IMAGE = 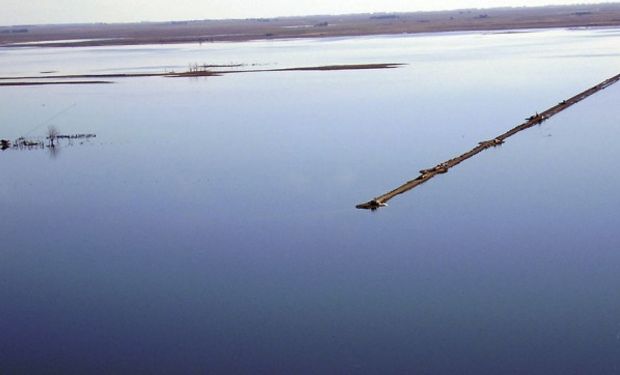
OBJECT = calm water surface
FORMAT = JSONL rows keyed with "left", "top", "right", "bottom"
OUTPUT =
{"left": 1, "top": 28, "right": 620, "bottom": 374}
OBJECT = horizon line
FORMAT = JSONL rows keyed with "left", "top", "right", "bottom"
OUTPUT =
{"left": 1, "top": 1, "right": 618, "bottom": 28}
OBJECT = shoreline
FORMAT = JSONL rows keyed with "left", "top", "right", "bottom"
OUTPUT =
{"left": 5, "top": 23, "right": 620, "bottom": 48}
{"left": 2, "top": 4, "right": 620, "bottom": 48}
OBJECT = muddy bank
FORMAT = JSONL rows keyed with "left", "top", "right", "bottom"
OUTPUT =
{"left": 233, "top": 63, "right": 405, "bottom": 73}
{"left": 0, "top": 81, "right": 113, "bottom": 86}
{"left": 356, "top": 72, "right": 620, "bottom": 210}
{"left": 0, "top": 73, "right": 168, "bottom": 80}
{"left": 0, "top": 63, "right": 403, "bottom": 83}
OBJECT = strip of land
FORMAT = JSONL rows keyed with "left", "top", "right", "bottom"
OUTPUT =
{"left": 173, "top": 63, "right": 404, "bottom": 76}
{"left": 356, "top": 72, "right": 620, "bottom": 210}
{"left": 0, "top": 81, "right": 113, "bottom": 86}
{"left": 0, "top": 63, "right": 402, "bottom": 83}
{"left": 0, "top": 73, "right": 182, "bottom": 80}
{"left": 2, "top": 4, "right": 620, "bottom": 47}
{"left": 232, "top": 63, "right": 404, "bottom": 72}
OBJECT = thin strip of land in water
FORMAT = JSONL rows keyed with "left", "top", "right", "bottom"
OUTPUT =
{"left": 228, "top": 63, "right": 404, "bottom": 72}
{"left": 0, "top": 72, "right": 186, "bottom": 80}
{"left": 356, "top": 72, "right": 620, "bottom": 210}
{"left": 0, "top": 63, "right": 402, "bottom": 83}
{"left": 176, "top": 63, "right": 404, "bottom": 76}
{"left": 2, "top": 4, "right": 620, "bottom": 47}
{"left": 0, "top": 80, "right": 113, "bottom": 86}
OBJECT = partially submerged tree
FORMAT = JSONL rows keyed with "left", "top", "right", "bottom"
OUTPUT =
{"left": 47, "top": 126, "right": 59, "bottom": 147}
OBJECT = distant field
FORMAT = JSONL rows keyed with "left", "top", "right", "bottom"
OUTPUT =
{"left": 2, "top": 3, "right": 620, "bottom": 47}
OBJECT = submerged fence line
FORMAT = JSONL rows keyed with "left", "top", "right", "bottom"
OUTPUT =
{"left": 356, "top": 72, "right": 620, "bottom": 210}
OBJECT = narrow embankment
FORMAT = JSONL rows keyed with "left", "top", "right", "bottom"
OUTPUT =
{"left": 0, "top": 63, "right": 402, "bottom": 83}
{"left": 0, "top": 81, "right": 113, "bottom": 86}
{"left": 356, "top": 72, "right": 620, "bottom": 210}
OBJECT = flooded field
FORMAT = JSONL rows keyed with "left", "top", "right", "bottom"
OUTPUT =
{"left": 2, "top": 28, "right": 620, "bottom": 373}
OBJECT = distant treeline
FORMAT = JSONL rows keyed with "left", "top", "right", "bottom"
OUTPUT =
{"left": 370, "top": 15, "right": 400, "bottom": 20}
{"left": 0, "top": 28, "right": 29, "bottom": 34}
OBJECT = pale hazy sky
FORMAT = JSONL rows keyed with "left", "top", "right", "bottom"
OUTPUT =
{"left": 1, "top": 0, "right": 616, "bottom": 26}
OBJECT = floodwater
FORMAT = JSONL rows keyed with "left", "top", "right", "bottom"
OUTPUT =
{"left": 1, "top": 28, "right": 620, "bottom": 374}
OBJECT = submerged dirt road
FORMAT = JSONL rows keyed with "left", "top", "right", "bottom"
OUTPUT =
{"left": 356, "top": 72, "right": 620, "bottom": 210}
